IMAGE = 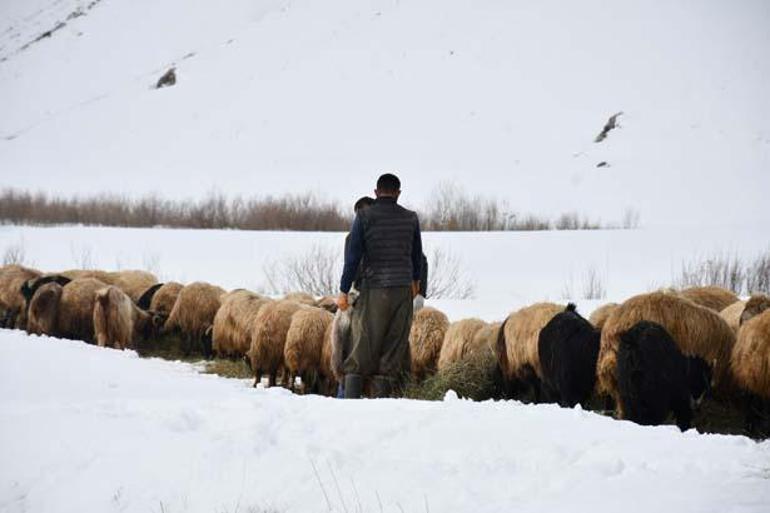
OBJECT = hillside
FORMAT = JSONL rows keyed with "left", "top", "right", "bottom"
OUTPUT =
{"left": 1, "top": 0, "right": 769, "bottom": 227}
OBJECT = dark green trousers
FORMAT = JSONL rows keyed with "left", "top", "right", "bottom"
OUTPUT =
{"left": 344, "top": 286, "right": 413, "bottom": 378}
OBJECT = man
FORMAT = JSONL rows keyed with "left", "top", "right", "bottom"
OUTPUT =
{"left": 338, "top": 173, "right": 423, "bottom": 398}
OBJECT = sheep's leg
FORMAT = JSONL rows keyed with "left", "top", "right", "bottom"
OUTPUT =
{"left": 672, "top": 395, "right": 694, "bottom": 432}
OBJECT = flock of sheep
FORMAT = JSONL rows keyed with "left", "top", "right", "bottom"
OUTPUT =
{"left": 1, "top": 263, "right": 769, "bottom": 437}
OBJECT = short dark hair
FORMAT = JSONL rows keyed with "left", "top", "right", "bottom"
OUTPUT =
{"left": 376, "top": 173, "right": 401, "bottom": 193}
{"left": 353, "top": 196, "right": 374, "bottom": 213}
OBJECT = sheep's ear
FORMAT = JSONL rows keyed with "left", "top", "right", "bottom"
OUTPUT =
{"left": 54, "top": 276, "right": 71, "bottom": 287}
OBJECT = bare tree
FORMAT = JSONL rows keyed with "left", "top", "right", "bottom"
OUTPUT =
{"left": 2, "top": 241, "right": 26, "bottom": 265}
{"left": 426, "top": 247, "right": 476, "bottom": 300}
{"left": 261, "top": 245, "right": 341, "bottom": 296}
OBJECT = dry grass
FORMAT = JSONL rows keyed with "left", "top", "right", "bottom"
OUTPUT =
{"left": 203, "top": 358, "right": 253, "bottom": 379}
{"left": 404, "top": 350, "right": 501, "bottom": 401}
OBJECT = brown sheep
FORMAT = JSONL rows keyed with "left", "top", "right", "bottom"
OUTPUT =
{"left": 56, "top": 278, "right": 110, "bottom": 343}
{"left": 56, "top": 269, "right": 157, "bottom": 303}
{"left": 93, "top": 285, "right": 157, "bottom": 350}
{"left": 437, "top": 318, "right": 487, "bottom": 371}
{"left": 26, "top": 282, "right": 64, "bottom": 336}
{"left": 471, "top": 322, "right": 503, "bottom": 356}
{"left": 720, "top": 300, "right": 747, "bottom": 334}
{"left": 0, "top": 264, "right": 42, "bottom": 329}
{"left": 20, "top": 274, "right": 72, "bottom": 330}
{"left": 679, "top": 286, "right": 739, "bottom": 313}
{"left": 589, "top": 302, "right": 619, "bottom": 330}
{"left": 108, "top": 270, "right": 158, "bottom": 303}
{"left": 740, "top": 294, "right": 770, "bottom": 326}
{"left": 315, "top": 295, "right": 339, "bottom": 313}
{"left": 326, "top": 307, "right": 353, "bottom": 388}
{"left": 211, "top": 290, "right": 271, "bottom": 358}
{"left": 597, "top": 292, "right": 736, "bottom": 415}
{"left": 247, "top": 299, "right": 305, "bottom": 387}
{"left": 163, "top": 281, "right": 226, "bottom": 357}
{"left": 730, "top": 309, "right": 770, "bottom": 434}
{"left": 283, "top": 292, "right": 316, "bottom": 306}
{"left": 496, "top": 302, "right": 564, "bottom": 388}
{"left": 284, "top": 307, "right": 334, "bottom": 393}
{"left": 148, "top": 281, "right": 184, "bottom": 318}
{"left": 320, "top": 321, "right": 339, "bottom": 396}
{"left": 730, "top": 309, "right": 770, "bottom": 398}
{"left": 409, "top": 307, "right": 450, "bottom": 381}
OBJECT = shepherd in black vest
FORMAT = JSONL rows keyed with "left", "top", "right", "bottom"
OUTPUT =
{"left": 338, "top": 173, "right": 423, "bottom": 398}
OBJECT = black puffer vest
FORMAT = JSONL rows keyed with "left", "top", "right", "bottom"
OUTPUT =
{"left": 359, "top": 197, "right": 419, "bottom": 289}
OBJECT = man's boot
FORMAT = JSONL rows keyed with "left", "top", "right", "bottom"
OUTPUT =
{"left": 344, "top": 374, "right": 363, "bottom": 399}
{"left": 371, "top": 375, "right": 393, "bottom": 398}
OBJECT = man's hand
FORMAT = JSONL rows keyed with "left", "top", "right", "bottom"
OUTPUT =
{"left": 337, "top": 292, "right": 349, "bottom": 312}
{"left": 411, "top": 280, "right": 420, "bottom": 298}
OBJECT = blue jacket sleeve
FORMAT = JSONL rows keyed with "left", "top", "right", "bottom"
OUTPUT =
{"left": 411, "top": 216, "right": 423, "bottom": 281}
{"left": 340, "top": 215, "right": 365, "bottom": 293}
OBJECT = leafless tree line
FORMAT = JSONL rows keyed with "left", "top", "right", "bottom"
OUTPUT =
{"left": 0, "top": 186, "right": 636, "bottom": 232}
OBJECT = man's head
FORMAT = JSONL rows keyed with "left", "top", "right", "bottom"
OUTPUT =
{"left": 375, "top": 173, "right": 401, "bottom": 199}
{"left": 353, "top": 196, "right": 375, "bottom": 213}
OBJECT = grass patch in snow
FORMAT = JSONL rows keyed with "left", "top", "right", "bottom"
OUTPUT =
{"left": 404, "top": 351, "right": 501, "bottom": 401}
{"left": 134, "top": 333, "right": 207, "bottom": 362}
{"left": 202, "top": 358, "right": 253, "bottom": 379}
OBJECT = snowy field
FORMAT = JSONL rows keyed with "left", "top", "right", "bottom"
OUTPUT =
{"left": 1, "top": 0, "right": 769, "bottom": 227}
{"left": 1, "top": 331, "right": 769, "bottom": 513}
{"left": 1, "top": 223, "right": 767, "bottom": 321}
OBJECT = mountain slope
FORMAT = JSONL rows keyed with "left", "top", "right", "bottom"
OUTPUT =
{"left": 1, "top": 0, "right": 768, "bottom": 226}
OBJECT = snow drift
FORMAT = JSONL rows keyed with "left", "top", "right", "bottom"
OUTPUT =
{"left": 1, "top": 330, "right": 769, "bottom": 513}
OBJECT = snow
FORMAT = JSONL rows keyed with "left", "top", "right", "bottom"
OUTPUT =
{"left": 1, "top": 330, "right": 768, "bottom": 513}
{"left": 1, "top": 0, "right": 769, "bottom": 227}
{"left": 1, "top": 223, "right": 767, "bottom": 321}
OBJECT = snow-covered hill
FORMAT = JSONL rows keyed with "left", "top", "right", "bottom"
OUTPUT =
{"left": 1, "top": 0, "right": 769, "bottom": 227}
{"left": 1, "top": 331, "right": 768, "bottom": 513}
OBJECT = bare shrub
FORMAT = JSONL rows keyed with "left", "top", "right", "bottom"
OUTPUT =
{"left": 426, "top": 247, "right": 476, "bottom": 299}
{"left": 554, "top": 212, "right": 600, "bottom": 231}
{"left": 562, "top": 267, "right": 606, "bottom": 300}
{"left": 260, "top": 245, "right": 475, "bottom": 299}
{"left": 2, "top": 241, "right": 25, "bottom": 265}
{"left": 746, "top": 253, "right": 770, "bottom": 295}
{"left": 674, "top": 251, "right": 770, "bottom": 295}
{"left": 622, "top": 207, "right": 641, "bottom": 229}
{"left": 262, "top": 245, "right": 341, "bottom": 296}
{"left": 582, "top": 267, "right": 606, "bottom": 299}
{"left": 70, "top": 243, "right": 95, "bottom": 269}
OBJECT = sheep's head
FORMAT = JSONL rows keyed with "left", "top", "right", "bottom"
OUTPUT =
{"left": 27, "top": 282, "right": 63, "bottom": 335}
{"left": 740, "top": 295, "right": 770, "bottom": 326}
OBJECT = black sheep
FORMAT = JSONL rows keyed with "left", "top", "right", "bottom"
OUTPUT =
{"left": 538, "top": 303, "right": 600, "bottom": 408}
{"left": 618, "top": 320, "right": 712, "bottom": 431}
